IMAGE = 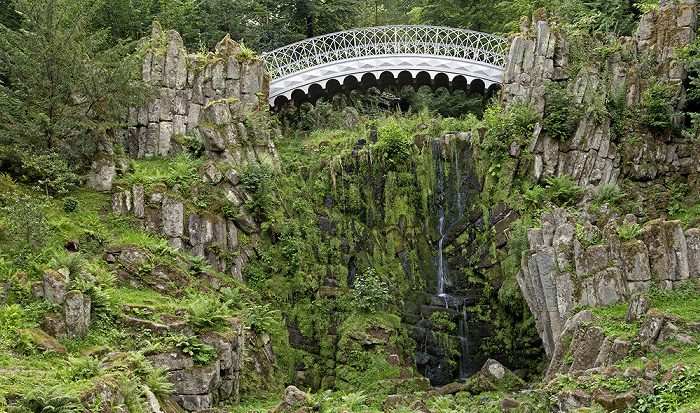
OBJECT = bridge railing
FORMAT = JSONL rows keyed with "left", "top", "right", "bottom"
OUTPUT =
{"left": 262, "top": 25, "right": 508, "bottom": 80}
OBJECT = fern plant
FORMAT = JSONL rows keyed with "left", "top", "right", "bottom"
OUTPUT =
{"left": 594, "top": 184, "right": 624, "bottom": 206}
{"left": 67, "top": 356, "right": 106, "bottom": 381}
{"left": 245, "top": 303, "right": 280, "bottom": 334}
{"left": 145, "top": 365, "right": 174, "bottom": 397}
{"left": 185, "top": 293, "right": 230, "bottom": 332}
{"left": 544, "top": 175, "right": 583, "bottom": 206}
{"left": 18, "top": 385, "right": 80, "bottom": 413}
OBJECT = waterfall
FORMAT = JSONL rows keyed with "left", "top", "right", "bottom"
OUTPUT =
{"left": 458, "top": 306, "right": 471, "bottom": 379}
{"left": 433, "top": 138, "right": 447, "bottom": 299}
{"left": 437, "top": 215, "right": 446, "bottom": 297}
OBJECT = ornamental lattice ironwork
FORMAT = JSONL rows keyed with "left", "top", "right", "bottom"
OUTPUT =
{"left": 261, "top": 25, "right": 508, "bottom": 106}
{"left": 262, "top": 25, "right": 507, "bottom": 79}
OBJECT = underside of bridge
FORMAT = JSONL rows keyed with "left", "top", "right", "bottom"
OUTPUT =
{"left": 271, "top": 69, "right": 501, "bottom": 109}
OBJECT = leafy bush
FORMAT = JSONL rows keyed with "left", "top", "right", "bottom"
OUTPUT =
{"left": 523, "top": 185, "right": 548, "bottom": 209}
{"left": 479, "top": 99, "right": 537, "bottom": 173}
{"left": 236, "top": 43, "right": 256, "bottom": 62}
{"left": 189, "top": 255, "right": 212, "bottom": 276}
{"left": 641, "top": 81, "right": 673, "bottom": 131}
{"left": 49, "top": 250, "right": 86, "bottom": 277}
{"left": 376, "top": 118, "right": 413, "bottom": 166}
{"left": 240, "top": 163, "right": 275, "bottom": 220}
{"left": 353, "top": 268, "right": 390, "bottom": 313}
{"left": 67, "top": 356, "right": 105, "bottom": 381}
{"left": 606, "top": 88, "right": 629, "bottom": 140}
{"left": 631, "top": 365, "right": 700, "bottom": 412}
{"left": 241, "top": 162, "right": 272, "bottom": 193}
{"left": 544, "top": 175, "right": 583, "bottom": 206}
{"left": 617, "top": 221, "right": 642, "bottom": 242}
{"left": 145, "top": 365, "right": 174, "bottom": 396}
{"left": 1, "top": 194, "right": 50, "bottom": 248}
{"left": 340, "top": 391, "right": 368, "bottom": 411}
{"left": 220, "top": 199, "right": 241, "bottom": 220}
{"left": 428, "top": 311, "right": 456, "bottom": 333}
{"left": 594, "top": 184, "right": 624, "bottom": 206}
{"left": 183, "top": 132, "right": 203, "bottom": 157}
{"left": 0, "top": 304, "right": 26, "bottom": 334}
{"left": 174, "top": 335, "right": 217, "bottom": 365}
{"left": 113, "top": 375, "right": 145, "bottom": 413}
{"left": 0, "top": 147, "right": 79, "bottom": 196}
{"left": 185, "top": 293, "right": 230, "bottom": 332}
{"left": 543, "top": 82, "right": 581, "bottom": 141}
{"left": 221, "top": 286, "right": 245, "bottom": 310}
{"left": 62, "top": 196, "right": 79, "bottom": 213}
{"left": 245, "top": 303, "right": 280, "bottom": 334}
{"left": 18, "top": 385, "right": 80, "bottom": 413}
{"left": 167, "top": 152, "right": 202, "bottom": 187}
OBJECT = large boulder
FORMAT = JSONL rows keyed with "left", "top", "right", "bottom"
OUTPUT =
{"left": 63, "top": 290, "right": 91, "bottom": 338}
{"left": 626, "top": 294, "right": 652, "bottom": 323}
{"left": 87, "top": 154, "right": 116, "bottom": 192}
{"left": 464, "top": 359, "right": 525, "bottom": 394}
{"left": 638, "top": 308, "right": 665, "bottom": 345}
{"left": 270, "top": 386, "right": 310, "bottom": 413}
{"left": 19, "top": 328, "right": 67, "bottom": 355}
{"left": 43, "top": 269, "right": 68, "bottom": 304}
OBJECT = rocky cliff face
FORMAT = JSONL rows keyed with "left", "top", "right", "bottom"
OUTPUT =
{"left": 125, "top": 24, "right": 274, "bottom": 161}
{"left": 509, "top": 0, "right": 700, "bottom": 356}
{"left": 503, "top": 0, "right": 697, "bottom": 192}
{"left": 519, "top": 208, "right": 700, "bottom": 355}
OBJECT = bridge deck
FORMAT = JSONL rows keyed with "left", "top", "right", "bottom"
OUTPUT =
{"left": 261, "top": 25, "right": 508, "bottom": 107}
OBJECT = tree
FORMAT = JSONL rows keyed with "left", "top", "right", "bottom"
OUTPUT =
{"left": 0, "top": 0, "right": 151, "bottom": 159}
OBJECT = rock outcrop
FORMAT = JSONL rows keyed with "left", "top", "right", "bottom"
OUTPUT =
{"left": 123, "top": 25, "right": 278, "bottom": 165}
{"left": 503, "top": 1, "right": 698, "bottom": 192}
{"left": 519, "top": 209, "right": 700, "bottom": 355}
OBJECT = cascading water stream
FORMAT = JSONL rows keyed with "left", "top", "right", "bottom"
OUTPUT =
{"left": 437, "top": 215, "right": 446, "bottom": 298}
{"left": 458, "top": 306, "right": 471, "bottom": 379}
{"left": 432, "top": 136, "right": 475, "bottom": 380}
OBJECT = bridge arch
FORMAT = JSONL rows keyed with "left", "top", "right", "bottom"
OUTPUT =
{"left": 262, "top": 25, "right": 508, "bottom": 108}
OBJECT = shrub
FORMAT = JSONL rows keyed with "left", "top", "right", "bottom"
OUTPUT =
{"left": 236, "top": 43, "right": 256, "bottom": 62}
{"left": 185, "top": 293, "right": 230, "bottom": 332}
{"left": 479, "top": 99, "right": 537, "bottom": 172}
{"left": 62, "top": 196, "right": 79, "bottom": 213}
{"left": 18, "top": 385, "right": 80, "bottom": 413}
{"left": 523, "top": 185, "right": 548, "bottom": 209}
{"left": 189, "top": 255, "right": 212, "bottom": 276}
{"left": 641, "top": 81, "right": 673, "bottom": 131}
{"left": 145, "top": 365, "right": 174, "bottom": 396}
{"left": 174, "top": 335, "right": 217, "bottom": 365}
{"left": 0, "top": 147, "right": 79, "bottom": 196}
{"left": 167, "top": 152, "right": 202, "bottom": 187}
{"left": 376, "top": 119, "right": 413, "bottom": 166}
{"left": 428, "top": 311, "right": 456, "bottom": 333}
{"left": 49, "top": 250, "right": 86, "bottom": 277}
{"left": 221, "top": 286, "right": 245, "bottom": 310}
{"left": 617, "top": 221, "right": 642, "bottom": 242}
{"left": 67, "top": 356, "right": 105, "bottom": 381}
{"left": 245, "top": 303, "right": 280, "bottom": 334}
{"left": 240, "top": 162, "right": 272, "bottom": 193}
{"left": 1, "top": 194, "right": 50, "bottom": 248}
{"left": 543, "top": 82, "right": 581, "bottom": 141}
{"left": 353, "top": 268, "right": 390, "bottom": 313}
{"left": 544, "top": 175, "right": 583, "bottom": 206}
{"left": 220, "top": 199, "right": 241, "bottom": 220}
{"left": 595, "top": 184, "right": 624, "bottom": 206}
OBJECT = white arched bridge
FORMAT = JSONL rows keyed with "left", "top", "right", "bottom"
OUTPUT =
{"left": 261, "top": 25, "right": 508, "bottom": 107}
